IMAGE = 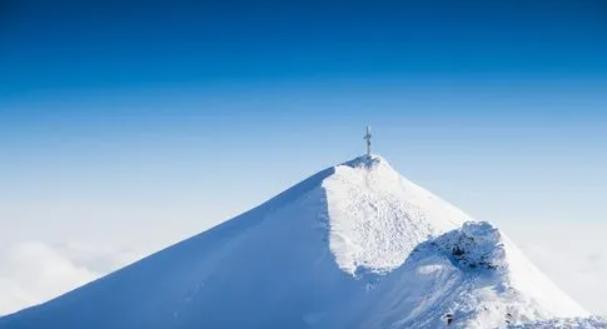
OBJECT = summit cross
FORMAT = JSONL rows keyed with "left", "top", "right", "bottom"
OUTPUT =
{"left": 364, "top": 126, "right": 372, "bottom": 156}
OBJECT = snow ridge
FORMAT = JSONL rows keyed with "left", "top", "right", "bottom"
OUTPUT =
{"left": 389, "top": 221, "right": 588, "bottom": 328}
{"left": 355, "top": 221, "right": 588, "bottom": 329}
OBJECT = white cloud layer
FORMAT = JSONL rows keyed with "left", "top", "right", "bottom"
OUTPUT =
{"left": 502, "top": 221, "right": 607, "bottom": 317}
{"left": 0, "top": 241, "right": 98, "bottom": 315}
{"left": 0, "top": 241, "right": 139, "bottom": 316}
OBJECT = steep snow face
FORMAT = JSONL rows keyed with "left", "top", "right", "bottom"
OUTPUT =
{"left": 0, "top": 166, "right": 344, "bottom": 329}
{"left": 323, "top": 155, "right": 469, "bottom": 274}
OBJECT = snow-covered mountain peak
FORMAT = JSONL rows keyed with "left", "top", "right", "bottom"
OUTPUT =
{"left": 0, "top": 155, "right": 599, "bottom": 329}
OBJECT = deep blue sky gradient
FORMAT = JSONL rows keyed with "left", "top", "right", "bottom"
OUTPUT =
{"left": 1, "top": 0, "right": 606, "bottom": 237}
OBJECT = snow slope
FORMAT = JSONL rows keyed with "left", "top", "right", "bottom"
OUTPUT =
{"left": 0, "top": 155, "right": 596, "bottom": 329}
{"left": 508, "top": 317, "right": 607, "bottom": 329}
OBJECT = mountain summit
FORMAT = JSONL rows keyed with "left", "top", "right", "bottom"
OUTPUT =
{"left": 0, "top": 155, "right": 597, "bottom": 329}
{"left": 325, "top": 155, "right": 467, "bottom": 274}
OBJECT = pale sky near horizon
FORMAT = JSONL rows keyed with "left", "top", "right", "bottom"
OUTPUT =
{"left": 1, "top": 0, "right": 606, "bottom": 317}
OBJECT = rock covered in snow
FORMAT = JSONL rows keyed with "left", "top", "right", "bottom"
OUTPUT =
{"left": 432, "top": 221, "right": 507, "bottom": 271}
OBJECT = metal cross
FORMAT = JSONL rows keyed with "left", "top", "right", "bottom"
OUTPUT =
{"left": 364, "top": 126, "right": 372, "bottom": 156}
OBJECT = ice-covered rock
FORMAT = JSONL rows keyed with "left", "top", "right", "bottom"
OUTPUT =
{"left": 433, "top": 221, "right": 507, "bottom": 271}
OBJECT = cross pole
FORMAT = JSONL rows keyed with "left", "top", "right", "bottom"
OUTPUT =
{"left": 364, "top": 126, "right": 372, "bottom": 156}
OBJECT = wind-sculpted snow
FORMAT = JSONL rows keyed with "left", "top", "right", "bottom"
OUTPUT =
{"left": 324, "top": 155, "right": 468, "bottom": 274}
{"left": 0, "top": 155, "right": 594, "bottom": 329}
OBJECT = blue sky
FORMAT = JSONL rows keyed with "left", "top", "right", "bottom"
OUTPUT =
{"left": 2, "top": 0, "right": 607, "bottom": 91}
{"left": 1, "top": 0, "right": 606, "bottom": 316}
